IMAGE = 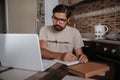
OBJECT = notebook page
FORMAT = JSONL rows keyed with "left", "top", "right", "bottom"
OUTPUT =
{"left": 54, "top": 59, "right": 79, "bottom": 66}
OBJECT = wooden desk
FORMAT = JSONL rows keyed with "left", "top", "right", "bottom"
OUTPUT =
{"left": 26, "top": 63, "right": 68, "bottom": 80}
{"left": 0, "top": 63, "right": 67, "bottom": 80}
{"left": 0, "top": 63, "right": 109, "bottom": 80}
{"left": 26, "top": 62, "right": 108, "bottom": 80}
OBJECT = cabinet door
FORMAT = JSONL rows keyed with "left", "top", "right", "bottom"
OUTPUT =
{"left": 6, "top": 0, "right": 37, "bottom": 33}
{"left": 0, "top": 0, "right": 6, "bottom": 33}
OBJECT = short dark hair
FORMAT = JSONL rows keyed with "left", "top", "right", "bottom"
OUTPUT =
{"left": 53, "top": 4, "right": 72, "bottom": 19}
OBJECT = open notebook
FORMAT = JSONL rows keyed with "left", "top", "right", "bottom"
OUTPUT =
{"left": 0, "top": 34, "right": 79, "bottom": 72}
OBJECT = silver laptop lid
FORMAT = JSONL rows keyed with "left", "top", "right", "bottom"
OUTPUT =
{"left": 0, "top": 34, "right": 44, "bottom": 71}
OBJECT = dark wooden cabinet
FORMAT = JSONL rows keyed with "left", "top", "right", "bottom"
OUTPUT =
{"left": 0, "top": 0, "right": 6, "bottom": 33}
{"left": 82, "top": 41, "right": 96, "bottom": 61}
{"left": 82, "top": 40, "right": 120, "bottom": 80}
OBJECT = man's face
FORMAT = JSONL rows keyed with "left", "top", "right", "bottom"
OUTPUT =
{"left": 52, "top": 13, "right": 69, "bottom": 31}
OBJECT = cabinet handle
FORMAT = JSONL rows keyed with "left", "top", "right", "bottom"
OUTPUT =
{"left": 104, "top": 47, "right": 107, "bottom": 51}
{"left": 112, "top": 49, "right": 117, "bottom": 53}
{"left": 85, "top": 46, "right": 89, "bottom": 48}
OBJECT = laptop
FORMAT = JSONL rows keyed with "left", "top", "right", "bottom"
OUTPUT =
{"left": 0, "top": 34, "right": 57, "bottom": 71}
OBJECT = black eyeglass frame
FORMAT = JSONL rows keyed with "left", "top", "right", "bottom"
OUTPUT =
{"left": 52, "top": 16, "right": 68, "bottom": 24}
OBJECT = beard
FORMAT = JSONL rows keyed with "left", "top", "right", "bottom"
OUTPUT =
{"left": 53, "top": 25, "right": 65, "bottom": 31}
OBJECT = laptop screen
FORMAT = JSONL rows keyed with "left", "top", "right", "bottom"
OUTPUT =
{"left": 0, "top": 34, "right": 44, "bottom": 71}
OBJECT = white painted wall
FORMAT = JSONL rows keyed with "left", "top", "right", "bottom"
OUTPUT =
{"left": 45, "top": 0, "right": 58, "bottom": 26}
{"left": 5, "top": 0, "right": 37, "bottom": 33}
{"left": 5, "top": 0, "right": 58, "bottom": 33}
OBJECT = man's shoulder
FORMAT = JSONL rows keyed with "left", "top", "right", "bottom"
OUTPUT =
{"left": 66, "top": 25, "right": 79, "bottom": 32}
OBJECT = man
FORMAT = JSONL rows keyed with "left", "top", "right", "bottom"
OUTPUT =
{"left": 39, "top": 4, "right": 88, "bottom": 63}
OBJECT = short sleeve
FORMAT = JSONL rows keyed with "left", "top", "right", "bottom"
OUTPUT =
{"left": 39, "top": 27, "right": 47, "bottom": 40}
{"left": 73, "top": 29, "right": 84, "bottom": 50}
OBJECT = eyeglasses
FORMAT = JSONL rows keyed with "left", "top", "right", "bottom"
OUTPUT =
{"left": 52, "top": 16, "right": 67, "bottom": 24}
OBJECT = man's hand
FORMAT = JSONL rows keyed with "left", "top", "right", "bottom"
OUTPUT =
{"left": 78, "top": 54, "right": 88, "bottom": 63}
{"left": 62, "top": 52, "right": 78, "bottom": 62}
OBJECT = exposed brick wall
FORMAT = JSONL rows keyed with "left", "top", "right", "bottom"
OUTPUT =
{"left": 71, "top": 0, "right": 120, "bottom": 34}
{"left": 37, "top": 0, "right": 45, "bottom": 32}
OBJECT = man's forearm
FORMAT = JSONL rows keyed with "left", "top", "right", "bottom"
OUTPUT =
{"left": 75, "top": 48, "right": 84, "bottom": 58}
{"left": 75, "top": 48, "right": 88, "bottom": 63}
{"left": 41, "top": 48, "right": 65, "bottom": 60}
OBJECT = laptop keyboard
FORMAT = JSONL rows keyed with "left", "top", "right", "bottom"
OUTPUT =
{"left": 42, "top": 59, "right": 57, "bottom": 69}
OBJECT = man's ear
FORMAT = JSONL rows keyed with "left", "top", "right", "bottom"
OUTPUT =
{"left": 67, "top": 18, "right": 70, "bottom": 22}
{"left": 66, "top": 17, "right": 71, "bottom": 26}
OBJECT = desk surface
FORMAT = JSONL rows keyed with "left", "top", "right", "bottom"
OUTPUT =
{"left": 0, "top": 63, "right": 107, "bottom": 80}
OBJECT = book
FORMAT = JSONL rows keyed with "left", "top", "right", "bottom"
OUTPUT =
{"left": 68, "top": 62, "right": 110, "bottom": 78}
{"left": 53, "top": 59, "right": 80, "bottom": 66}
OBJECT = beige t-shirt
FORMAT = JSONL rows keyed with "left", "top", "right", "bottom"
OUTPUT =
{"left": 39, "top": 25, "right": 84, "bottom": 53}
